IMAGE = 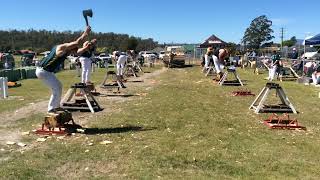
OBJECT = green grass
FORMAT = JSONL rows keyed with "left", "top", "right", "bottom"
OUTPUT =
{"left": 0, "top": 65, "right": 320, "bottom": 179}
{"left": 0, "top": 65, "right": 159, "bottom": 113}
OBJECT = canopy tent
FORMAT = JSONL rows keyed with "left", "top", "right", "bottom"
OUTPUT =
{"left": 198, "top": 35, "right": 226, "bottom": 48}
{"left": 304, "top": 34, "right": 320, "bottom": 45}
{"left": 302, "top": 34, "right": 320, "bottom": 56}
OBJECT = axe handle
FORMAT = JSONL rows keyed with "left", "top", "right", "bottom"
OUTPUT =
{"left": 85, "top": 17, "right": 89, "bottom": 26}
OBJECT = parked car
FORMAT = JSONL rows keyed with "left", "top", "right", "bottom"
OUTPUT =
{"left": 159, "top": 51, "right": 165, "bottom": 60}
{"left": 152, "top": 52, "right": 159, "bottom": 59}
{"left": 0, "top": 53, "right": 15, "bottom": 69}
{"left": 67, "top": 55, "right": 79, "bottom": 64}
{"left": 141, "top": 51, "right": 157, "bottom": 59}
{"left": 96, "top": 53, "right": 112, "bottom": 64}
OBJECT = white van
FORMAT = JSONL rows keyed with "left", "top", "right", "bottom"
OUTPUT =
{"left": 159, "top": 51, "right": 165, "bottom": 60}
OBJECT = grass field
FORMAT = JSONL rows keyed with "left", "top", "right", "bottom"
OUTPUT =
{"left": 0, "top": 64, "right": 320, "bottom": 179}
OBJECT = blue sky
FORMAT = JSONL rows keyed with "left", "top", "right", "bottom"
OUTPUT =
{"left": 0, "top": 0, "right": 319, "bottom": 44}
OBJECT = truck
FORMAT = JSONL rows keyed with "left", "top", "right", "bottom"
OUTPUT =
{"left": 163, "top": 46, "right": 186, "bottom": 68}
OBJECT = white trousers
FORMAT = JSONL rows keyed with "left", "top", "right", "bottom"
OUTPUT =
{"left": 117, "top": 58, "right": 126, "bottom": 76}
{"left": 312, "top": 73, "right": 320, "bottom": 84}
{"left": 80, "top": 57, "right": 92, "bottom": 83}
{"left": 204, "top": 54, "right": 211, "bottom": 68}
{"left": 268, "top": 65, "right": 277, "bottom": 81}
{"left": 213, "top": 55, "right": 223, "bottom": 73}
{"left": 36, "top": 67, "right": 62, "bottom": 112}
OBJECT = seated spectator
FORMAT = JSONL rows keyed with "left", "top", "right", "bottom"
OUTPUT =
{"left": 304, "top": 61, "right": 316, "bottom": 76}
{"left": 312, "top": 64, "right": 320, "bottom": 85}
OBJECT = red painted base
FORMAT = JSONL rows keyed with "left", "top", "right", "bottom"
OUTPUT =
{"left": 232, "top": 90, "right": 255, "bottom": 96}
{"left": 263, "top": 114, "right": 306, "bottom": 130}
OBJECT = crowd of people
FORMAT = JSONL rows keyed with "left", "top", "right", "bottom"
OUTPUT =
{"left": 201, "top": 46, "right": 320, "bottom": 85}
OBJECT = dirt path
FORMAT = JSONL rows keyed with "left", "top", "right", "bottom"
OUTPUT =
{"left": 0, "top": 101, "right": 48, "bottom": 128}
{"left": 0, "top": 67, "right": 167, "bottom": 146}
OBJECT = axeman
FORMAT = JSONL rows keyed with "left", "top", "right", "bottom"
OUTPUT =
{"left": 36, "top": 26, "right": 91, "bottom": 113}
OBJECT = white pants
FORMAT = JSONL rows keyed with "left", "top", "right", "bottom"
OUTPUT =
{"left": 213, "top": 55, "right": 223, "bottom": 73}
{"left": 36, "top": 67, "right": 62, "bottom": 112}
{"left": 117, "top": 57, "right": 126, "bottom": 76}
{"left": 312, "top": 73, "right": 320, "bottom": 84}
{"left": 204, "top": 54, "right": 211, "bottom": 68}
{"left": 268, "top": 65, "right": 277, "bottom": 81}
{"left": 80, "top": 57, "right": 92, "bottom": 83}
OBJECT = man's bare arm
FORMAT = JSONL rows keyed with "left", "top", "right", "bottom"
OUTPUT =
{"left": 56, "top": 26, "right": 91, "bottom": 56}
{"left": 77, "top": 43, "right": 91, "bottom": 55}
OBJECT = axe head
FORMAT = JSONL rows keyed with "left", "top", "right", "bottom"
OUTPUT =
{"left": 82, "top": 9, "right": 93, "bottom": 26}
{"left": 83, "top": 9, "right": 93, "bottom": 18}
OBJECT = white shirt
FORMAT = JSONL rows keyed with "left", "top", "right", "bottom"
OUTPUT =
{"left": 117, "top": 55, "right": 127, "bottom": 64}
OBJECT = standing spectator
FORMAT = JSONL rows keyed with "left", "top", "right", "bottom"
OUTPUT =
{"left": 312, "top": 64, "right": 320, "bottom": 85}
{"left": 268, "top": 50, "right": 282, "bottom": 81}
{"left": 291, "top": 48, "right": 298, "bottom": 59}
{"left": 168, "top": 51, "right": 176, "bottom": 68}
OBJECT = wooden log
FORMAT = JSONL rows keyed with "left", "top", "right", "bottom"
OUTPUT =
{"left": 44, "top": 111, "right": 73, "bottom": 129}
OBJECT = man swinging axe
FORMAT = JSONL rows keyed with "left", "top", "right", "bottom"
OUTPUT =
{"left": 36, "top": 26, "right": 91, "bottom": 113}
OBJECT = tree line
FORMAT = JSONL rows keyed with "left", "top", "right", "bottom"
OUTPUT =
{"left": 0, "top": 29, "right": 158, "bottom": 53}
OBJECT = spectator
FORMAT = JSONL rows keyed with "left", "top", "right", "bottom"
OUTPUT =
{"left": 291, "top": 48, "right": 298, "bottom": 59}
{"left": 312, "top": 64, "right": 320, "bottom": 85}
{"left": 268, "top": 50, "right": 282, "bottom": 81}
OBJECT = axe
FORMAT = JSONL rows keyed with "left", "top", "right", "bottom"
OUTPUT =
{"left": 82, "top": 9, "right": 93, "bottom": 26}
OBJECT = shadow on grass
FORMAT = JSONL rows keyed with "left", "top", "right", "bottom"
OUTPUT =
{"left": 125, "top": 80, "right": 144, "bottom": 83}
{"left": 166, "top": 64, "right": 195, "bottom": 68}
{"left": 212, "top": 80, "right": 248, "bottom": 86}
{"left": 99, "top": 94, "right": 137, "bottom": 98}
{"left": 65, "top": 108, "right": 104, "bottom": 113}
{"left": 84, "top": 126, "right": 156, "bottom": 135}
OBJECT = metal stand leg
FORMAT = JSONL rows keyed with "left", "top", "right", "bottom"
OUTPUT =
{"left": 278, "top": 88, "right": 297, "bottom": 114}
{"left": 254, "top": 88, "right": 270, "bottom": 113}
{"left": 249, "top": 87, "right": 267, "bottom": 110}
{"left": 233, "top": 71, "right": 244, "bottom": 86}
{"left": 218, "top": 72, "right": 228, "bottom": 86}
{"left": 81, "top": 88, "right": 94, "bottom": 113}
